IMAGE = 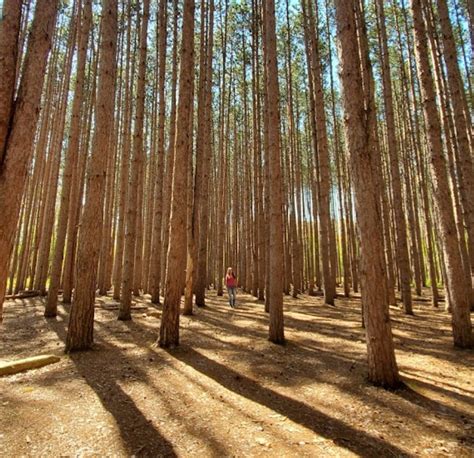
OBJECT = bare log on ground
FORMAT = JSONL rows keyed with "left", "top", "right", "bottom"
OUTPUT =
{"left": 0, "top": 355, "right": 60, "bottom": 376}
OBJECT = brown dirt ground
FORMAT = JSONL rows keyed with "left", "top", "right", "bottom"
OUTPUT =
{"left": 0, "top": 289, "right": 473, "bottom": 457}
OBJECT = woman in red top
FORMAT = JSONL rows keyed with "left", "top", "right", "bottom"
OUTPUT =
{"left": 225, "top": 267, "right": 237, "bottom": 308}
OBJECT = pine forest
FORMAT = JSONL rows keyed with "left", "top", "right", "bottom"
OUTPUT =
{"left": 0, "top": 0, "right": 473, "bottom": 455}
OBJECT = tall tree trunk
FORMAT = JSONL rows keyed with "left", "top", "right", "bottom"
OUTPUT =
{"left": 119, "top": 0, "right": 150, "bottom": 321}
{"left": 0, "top": 0, "right": 59, "bottom": 319}
{"left": 411, "top": 0, "right": 472, "bottom": 348}
{"left": 0, "top": 0, "right": 22, "bottom": 164}
{"left": 159, "top": 0, "right": 195, "bottom": 348}
{"left": 215, "top": 1, "right": 229, "bottom": 298}
{"left": 62, "top": 46, "right": 97, "bottom": 304}
{"left": 191, "top": 0, "right": 214, "bottom": 309}
{"left": 263, "top": 0, "right": 285, "bottom": 344}
{"left": 304, "top": 0, "right": 336, "bottom": 305}
{"left": 65, "top": 0, "right": 117, "bottom": 351}
{"left": 149, "top": 0, "right": 168, "bottom": 305}
{"left": 376, "top": 0, "right": 413, "bottom": 313}
{"left": 160, "top": 0, "right": 179, "bottom": 288}
{"left": 46, "top": 0, "right": 92, "bottom": 317}
{"left": 335, "top": 0, "right": 400, "bottom": 387}
{"left": 437, "top": 0, "right": 474, "bottom": 279}
{"left": 184, "top": 0, "right": 207, "bottom": 315}
{"left": 112, "top": 2, "right": 133, "bottom": 301}
{"left": 195, "top": 0, "right": 214, "bottom": 308}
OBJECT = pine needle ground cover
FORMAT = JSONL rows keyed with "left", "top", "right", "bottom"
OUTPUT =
{"left": 1, "top": 291, "right": 472, "bottom": 457}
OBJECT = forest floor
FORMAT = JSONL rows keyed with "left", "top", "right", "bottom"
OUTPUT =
{"left": 0, "top": 289, "right": 473, "bottom": 457}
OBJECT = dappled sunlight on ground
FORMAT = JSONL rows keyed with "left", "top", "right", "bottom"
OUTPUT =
{"left": 0, "top": 290, "right": 473, "bottom": 456}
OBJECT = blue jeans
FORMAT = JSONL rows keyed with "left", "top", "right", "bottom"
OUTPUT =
{"left": 227, "top": 287, "right": 236, "bottom": 307}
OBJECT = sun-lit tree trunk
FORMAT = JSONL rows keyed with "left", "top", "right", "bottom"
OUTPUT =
{"left": 422, "top": 0, "right": 472, "bottom": 307}
{"left": 335, "top": 0, "right": 400, "bottom": 387}
{"left": 436, "top": 0, "right": 474, "bottom": 279}
{"left": 112, "top": 2, "right": 133, "bottom": 301}
{"left": 98, "top": 75, "right": 121, "bottom": 297}
{"left": 354, "top": 0, "right": 396, "bottom": 308}
{"left": 375, "top": 0, "right": 413, "bottom": 314}
{"left": 215, "top": 0, "right": 229, "bottom": 298}
{"left": 251, "top": 22, "right": 260, "bottom": 299}
{"left": 34, "top": 29, "right": 75, "bottom": 294}
{"left": 0, "top": 0, "right": 59, "bottom": 319}
{"left": 35, "top": 4, "right": 77, "bottom": 297}
{"left": 184, "top": 0, "right": 207, "bottom": 315}
{"left": 119, "top": 0, "right": 150, "bottom": 321}
{"left": 263, "top": 0, "right": 285, "bottom": 344}
{"left": 149, "top": 0, "right": 168, "bottom": 305}
{"left": 159, "top": 0, "right": 195, "bottom": 348}
{"left": 0, "top": 0, "right": 22, "bottom": 164}
{"left": 45, "top": 0, "right": 92, "bottom": 317}
{"left": 304, "top": 0, "right": 336, "bottom": 305}
{"left": 195, "top": 0, "right": 214, "bottom": 308}
{"left": 62, "top": 46, "right": 97, "bottom": 304}
{"left": 65, "top": 0, "right": 117, "bottom": 351}
{"left": 322, "top": 0, "right": 349, "bottom": 297}
{"left": 161, "top": 0, "right": 179, "bottom": 288}
{"left": 13, "top": 53, "right": 56, "bottom": 294}
{"left": 188, "top": 0, "right": 214, "bottom": 310}
{"left": 411, "top": 0, "right": 472, "bottom": 348}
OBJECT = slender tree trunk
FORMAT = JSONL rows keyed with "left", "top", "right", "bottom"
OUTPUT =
{"left": 45, "top": 0, "right": 92, "bottom": 317}
{"left": 112, "top": 2, "right": 133, "bottom": 300}
{"left": 62, "top": 46, "right": 97, "bottom": 304}
{"left": 376, "top": 0, "right": 413, "bottom": 313}
{"left": 160, "top": 0, "right": 179, "bottom": 288}
{"left": 191, "top": 0, "right": 215, "bottom": 309}
{"left": 215, "top": 1, "right": 229, "bottom": 298}
{"left": 65, "top": 0, "right": 117, "bottom": 351}
{"left": 305, "top": 0, "right": 336, "bottom": 305}
{"left": 183, "top": 98, "right": 195, "bottom": 315}
{"left": 411, "top": 0, "right": 472, "bottom": 348}
{"left": 263, "top": 0, "right": 285, "bottom": 344}
{"left": 437, "top": 0, "right": 474, "bottom": 279}
{"left": 335, "top": 0, "right": 400, "bottom": 387}
{"left": 195, "top": 0, "right": 214, "bottom": 307}
{"left": 184, "top": 0, "right": 207, "bottom": 315}
{"left": 423, "top": 0, "right": 473, "bottom": 307}
{"left": 14, "top": 55, "right": 56, "bottom": 293}
{"left": 149, "top": 0, "right": 168, "bottom": 305}
{"left": 119, "top": 0, "right": 150, "bottom": 321}
{"left": 0, "top": 0, "right": 59, "bottom": 319}
{"left": 159, "top": 0, "right": 195, "bottom": 348}
{"left": 0, "top": 0, "right": 22, "bottom": 164}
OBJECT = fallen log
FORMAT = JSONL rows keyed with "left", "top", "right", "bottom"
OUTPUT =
{"left": 0, "top": 355, "right": 60, "bottom": 377}
{"left": 4, "top": 290, "right": 41, "bottom": 300}
{"left": 94, "top": 304, "right": 149, "bottom": 311}
{"left": 351, "top": 293, "right": 445, "bottom": 303}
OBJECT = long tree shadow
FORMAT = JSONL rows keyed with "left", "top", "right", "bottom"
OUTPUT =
{"left": 397, "top": 376, "right": 474, "bottom": 419}
{"left": 202, "top": 296, "right": 467, "bottom": 364}
{"left": 44, "top": 299, "right": 471, "bottom": 455}
{"left": 7, "top": 294, "right": 471, "bottom": 456}
{"left": 179, "top": 325, "right": 471, "bottom": 436}
{"left": 60, "top": 298, "right": 474, "bottom": 431}
{"left": 166, "top": 345, "right": 410, "bottom": 457}
{"left": 395, "top": 383, "right": 474, "bottom": 447}
{"left": 32, "top": 301, "right": 465, "bottom": 453}
{"left": 70, "top": 351, "right": 177, "bottom": 457}
{"left": 400, "top": 368, "right": 474, "bottom": 396}
{"left": 48, "top": 311, "right": 177, "bottom": 457}
{"left": 180, "top": 310, "right": 473, "bottom": 437}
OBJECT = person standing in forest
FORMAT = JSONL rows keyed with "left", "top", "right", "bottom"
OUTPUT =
{"left": 225, "top": 267, "right": 237, "bottom": 308}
